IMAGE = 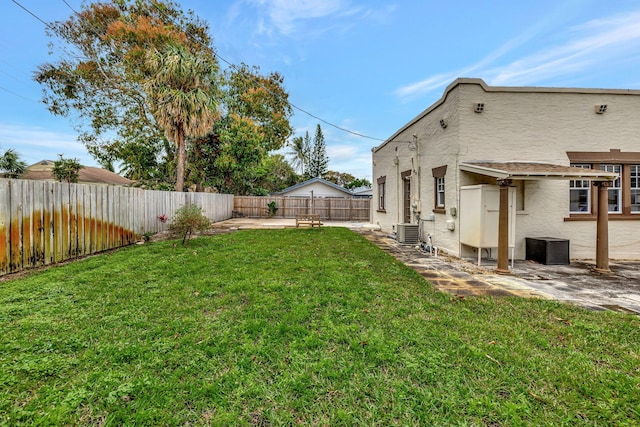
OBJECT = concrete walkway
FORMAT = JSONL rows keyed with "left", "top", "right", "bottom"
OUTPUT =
{"left": 212, "top": 218, "right": 640, "bottom": 314}
{"left": 359, "top": 231, "right": 640, "bottom": 315}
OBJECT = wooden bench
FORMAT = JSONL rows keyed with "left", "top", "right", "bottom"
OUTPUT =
{"left": 296, "top": 214, "right": 322, "bottom": 228}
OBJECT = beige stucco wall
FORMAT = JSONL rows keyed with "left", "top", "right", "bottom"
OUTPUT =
{"left": 372, "top": 79, "right": 640, "bottom": 260}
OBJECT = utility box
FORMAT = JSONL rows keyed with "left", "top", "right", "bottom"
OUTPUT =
{"left": 525, "top": 237, "right": 570, "bottom": 265}
{"left": 460, "top": 184, "right": 516, "bottom": 265}
{"left": 396, "top": 223, "right": 419, "bottom": 244}
{"left": 460, "top": 184, "right": 516, "bottom": 248}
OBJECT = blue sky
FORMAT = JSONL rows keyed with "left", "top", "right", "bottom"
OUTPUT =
{"left": 2, "top": 0, "right": 640, "bottom": 181}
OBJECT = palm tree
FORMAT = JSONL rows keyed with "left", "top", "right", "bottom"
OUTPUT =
{"left": 0, "top": 148, "right": 27, "bottom": 178}
{"left": 144, "top": 43, "right": 219, "bottom": 191}
{"left": 287, "top": 132, "right": 311, "bottom": 175}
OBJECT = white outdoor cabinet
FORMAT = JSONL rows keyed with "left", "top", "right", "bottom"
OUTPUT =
{"left": 459, "top": 184, "right": 516, "bottom": 265}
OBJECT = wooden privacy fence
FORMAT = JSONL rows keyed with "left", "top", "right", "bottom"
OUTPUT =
{"left": 0, "top": 179, "right": 233, "bottom": 275}
{"left": 234, "top": 196, "right": 370, "bottom": 221}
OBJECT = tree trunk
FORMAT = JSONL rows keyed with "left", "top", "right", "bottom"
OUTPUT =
{"left": 175, "top": 127, "right": 186, "bottom": 192}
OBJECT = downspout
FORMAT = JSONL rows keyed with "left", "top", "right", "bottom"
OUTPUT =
{"left": 395, "top": 147, "right": 400, "bottom": 225}
{"left": 414, "top": 134, "right": 421, "bottom": 223}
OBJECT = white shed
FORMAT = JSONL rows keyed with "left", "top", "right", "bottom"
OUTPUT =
{"left": 274, "top": 177, "right": 354, "bottom": 198}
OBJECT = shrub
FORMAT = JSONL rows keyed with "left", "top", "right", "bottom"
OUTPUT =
{"left": 53, "top": 154, "right": 82, "bottom": 183}
{"left": 267, "top": 201, "right": 278, "bottom": 217}
{"left": 168, "top": 205, "right": 210, "bottom": 244}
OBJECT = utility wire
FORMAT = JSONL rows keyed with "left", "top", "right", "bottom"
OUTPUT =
{"left": 19, "top": 0, "right": 392, "bottom": 143}
{"left": 0, "top": 85, "right": 38, "bottom": 103}
{"left": 10, "top": 0, "right": 54, "bottom": 29}
{"left": 146, "top": 1, "right": 387, "bottom": 142}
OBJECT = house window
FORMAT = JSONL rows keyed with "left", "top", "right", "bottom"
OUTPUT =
{"left": 631, "top": 165, "right": 640, "bottom": 213}
{"left": 436, "top": 177, "right": 445, "bottom": 207}
{"left": 432, "top": 165, "right": 447, "bottom": 212}
{"left": 567, "top": 150, "right": 640, "bottom": 218}
{"left": 377, "top": 176, "right": 386, "bottom": 211}
{"left": 569, "top": 164, "right": 592, "bottom": 213}
{"left": 599, "top": 164, "right": 622, "bottom": 213}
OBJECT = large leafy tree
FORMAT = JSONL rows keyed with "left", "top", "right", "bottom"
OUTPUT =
{"left": 324, "top": 171, "right": 355, "bottom": 187}
{"left": 34, "top": 0, "right": 217, "bottom": 190}
{"left": 0, "top": 148, "right": 27, "bottom": 178}
{"left": 187, "top": 64, "right": 293, "bottom": 194}
{"left": 255, "top": 154, "right": 300, "bottom": 194}
{"left": 35, "top": 1, "right": 292, "bottom": 193}
{"left": 345, "top": 177, "right": 372, "bottom": 189}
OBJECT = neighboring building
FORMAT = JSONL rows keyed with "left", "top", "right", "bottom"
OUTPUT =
{"left": 22, "top": 160, "right": 133, "bottom": 186}
{"left": 350, "top": 186, "right": 373, "bottom": 198}
{"left": 274, "top": 177, "right": 354, "bottom": 198}
{"left": 372, "top": 78, "right": 639, "bottom": 263}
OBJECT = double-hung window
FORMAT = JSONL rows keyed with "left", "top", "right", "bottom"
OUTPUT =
{"left": 568, "top": 150, "right": 640, "bottom": 218}
{"left": 432, "top": 165, "right": 447, "bottom": 212}
{"left": 631, "top": 165, "right": 640, "bottom": 213}
{"left": 377, "top": 176, "right": 386, "bottom": 211}
{"left": 436, "top": 177, "right": 445, "bottom": 208}
{"left": 599, "top": 164, "right": 622, "bottom": 213}
{"left": 569, "top": 164, "right": 592, "bottom": 213}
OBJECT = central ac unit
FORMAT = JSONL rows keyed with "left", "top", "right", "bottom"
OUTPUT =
{"left": 397, "top": 223, "right": 419, "bottom": 244}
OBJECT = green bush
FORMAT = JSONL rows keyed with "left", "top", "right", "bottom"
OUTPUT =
{"left": 267, "top": 200, "right": 278, "bottom": 217}
{"left": 168, "top": 204, "right": 211, "bottom": 244}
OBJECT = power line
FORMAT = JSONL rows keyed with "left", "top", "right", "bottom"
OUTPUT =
{"left": 18, "top": 0, "right": 388, "bottom": 143}
{"left": 146, "top": 1, "right": 386, "bottom": 142}
{"left": 10, "top": 0, "right": 54, "bottom": 29}
{"left": 0, "top": 85, "right": 39, "bottom": 103}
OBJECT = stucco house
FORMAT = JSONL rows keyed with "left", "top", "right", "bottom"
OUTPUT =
{"left": 274, "top": 177, "right": 354, "bottom": 198}
{"left": 372, "top": 78, "right": 639, "bottom": 269}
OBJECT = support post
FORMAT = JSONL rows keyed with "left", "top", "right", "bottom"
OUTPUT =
{"left": 496, "top": 179, "right": 512, "bottom": 274}
{"left": 593, "top": 181, "right": 611, "bottom": 273}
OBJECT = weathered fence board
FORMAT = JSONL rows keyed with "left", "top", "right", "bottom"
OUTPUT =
{"left": 0, "top": 179, "right": 233, "bottom": 276}
{"left": 234, "top": 196, "right": 370, "bottom": 221}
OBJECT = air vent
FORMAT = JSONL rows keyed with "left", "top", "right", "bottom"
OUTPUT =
{"left": 397, "top": 223, "right": 419, "bottom": 244}
{"left": 595, "top": 104, "right": 607, "bottom": 114}
{"left": 473, "top": 102, "right": 485, "bottom": 113}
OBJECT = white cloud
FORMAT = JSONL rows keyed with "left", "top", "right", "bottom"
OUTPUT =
{"left": 0, "top": 123, "right": 94, "bottom": 166}
{"left": 489, "top": 11, "right": 640, "bottom": 85}
{"left": 393, "top": 9, "right": 640, "bottom": 101}
{"left": 327, "top": 144, "right": 357, "bottom": 160}
{"left": 238, "top": 0, "right": 395, "bottom": 41}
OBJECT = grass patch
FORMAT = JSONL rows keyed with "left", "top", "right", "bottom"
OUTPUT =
{"left": 1, "top": 227, "right": 639, "bottom": 425}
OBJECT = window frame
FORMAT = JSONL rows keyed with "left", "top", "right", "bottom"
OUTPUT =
{"left": 631, "top": 165, "right": 640, "bottom": 213}
{"left": 435, "top": 177, "right": 445, "bottom": 208}
{"left": 569, "top": 164, "right": 592, "bottom": 214}
{"left": 432, "top": 165, "right": 447, "bottom": 213}
{"left": 566, "top": 150, "right": 640, "bottom": 220}
{"left": 376, "top": 176, "right": 386, "bottom": 212}
{"left": 599, "top": 164, "right": 622, "bottom": 213}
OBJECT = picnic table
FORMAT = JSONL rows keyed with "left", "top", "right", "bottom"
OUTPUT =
{"left": 296, "top": 214, "right": 322, "bottom": 228}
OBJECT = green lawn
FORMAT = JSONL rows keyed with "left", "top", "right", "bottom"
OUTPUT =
{"left": 1, "top": 227, "right": 638, "bottom": 426}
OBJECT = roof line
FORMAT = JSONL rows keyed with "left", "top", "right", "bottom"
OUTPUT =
{"left": 374, "top": 77, "right": 640, "bottom": 153}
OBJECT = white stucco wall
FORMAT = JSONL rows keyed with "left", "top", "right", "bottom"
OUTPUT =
{"left": 283, "top": 181, "right": 351, "bottom": 198}
{"left": 372, "top": 79, "right": 640, "bottom": 260}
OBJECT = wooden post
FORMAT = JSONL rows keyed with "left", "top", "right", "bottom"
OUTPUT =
{"left": 594, "top": 181, "right": 611, "bottom": 273}
{"left": 496, "top": 179, "right": 512, "bottom": 274}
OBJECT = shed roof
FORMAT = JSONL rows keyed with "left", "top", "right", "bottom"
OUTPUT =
{"left": 274, "top": 177, "right": 353, "bottom": 196}
{"left": 460, "top": 161, "right": 618, "bottom": 181}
